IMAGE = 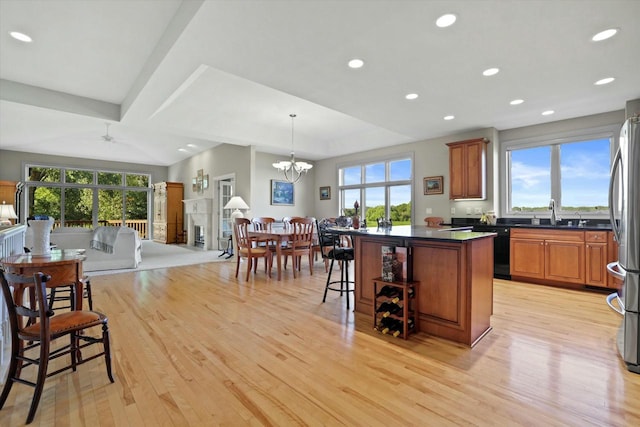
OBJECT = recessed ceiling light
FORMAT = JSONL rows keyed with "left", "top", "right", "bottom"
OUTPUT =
{"left": 436, "top": 14, "right": 457, "bottom": 28}
{"left": 542, "top": 110, "right": 555, "bottom": 116}
{"left": 187, "top": 143, "right": 197, "bottom": 148}
{"left": 510, "top": 99, "right": 524, "bottom": 105}
{"left": 178, "top": 148, "right": 187, "bottom": 152}
{"left": 9, "top": 31, "right": 32, "bottom": 43}
{"left": 592, "top": 28, "right": 618, "bottom": 42}
{"left": 595, "top": 77, "right": 615, "bottom": 85}
{"left": 444, "top": 115, "right": 455, "bottom": 121}
{"left": 348, "top": 59, "right": 364, "bottom": 69}
{"left": 405, "top": 93, "right": 418, "bottom": 100}
{"left": 482, "top": 68, "right": 500, "bottom": 76}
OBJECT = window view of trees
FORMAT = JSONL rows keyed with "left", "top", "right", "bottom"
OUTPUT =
{"left": 339, "top": 158, "right": 412, "bottom": 225}
{"left": 25, "top": 165, "right": 151, "bottom": 237}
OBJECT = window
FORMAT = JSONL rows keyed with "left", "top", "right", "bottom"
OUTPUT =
{"left": 339, "top": 156, "right": 413, "bottom": 225}
{"left": 24, "top": 164, "right": 152, "bottom": 237}
{"left": 503, "top": 126, "right": 616, "bottom": 216}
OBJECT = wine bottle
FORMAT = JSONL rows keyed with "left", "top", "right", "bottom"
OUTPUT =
{"left": 381, "top": 303, "right": 403, "bottom": 318}
{"left": 375, "top": 285, "right": 399, "bottom": 298}
{"left": 376, "top": 301, "right": 395, "bottom": 313}
{"left": 380, "top": 318, "right": 402, "bottom": 334}
{"left": 374, "top": 316, "right": 398, "bottom": 332}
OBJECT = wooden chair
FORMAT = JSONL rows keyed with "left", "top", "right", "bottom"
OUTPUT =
{"left": 281, "top": 217, "right": 314, "bottom": 278}
{"left": 233, "top": 218, "right": 272, "bottom": 280}
{"left": 0, "top": 269, "right": 114, "bottom": 424}
{"left": 424, "top": 216, "right": 444, "bottom": 227}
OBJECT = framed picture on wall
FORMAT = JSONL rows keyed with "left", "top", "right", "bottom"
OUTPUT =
{"left": 424, "top": 176, "right": 444, "bottom": 195}
{"left": 271, "top": 180, "right": 294, "bottom": 205}
{"left": 319, "top": 186, "right": 331, "bottom": 200}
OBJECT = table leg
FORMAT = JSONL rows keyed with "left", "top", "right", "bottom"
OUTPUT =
{"left": 276, "top": 237, "right": 283, "bottom": 281}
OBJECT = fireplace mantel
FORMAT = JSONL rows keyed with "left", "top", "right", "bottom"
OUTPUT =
{"left": 183, "top": 198, "right": 213, "bottom": 250}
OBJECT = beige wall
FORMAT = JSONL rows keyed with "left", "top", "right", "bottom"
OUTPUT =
{"left": 312, "top": 127, "right": 496, "bottom": 223}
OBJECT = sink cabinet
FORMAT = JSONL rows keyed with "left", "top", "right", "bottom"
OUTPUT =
{"left": 511, "top": 227, "right": 620, "bottom": 289}
{"left": 511, "top": 228, "right": 585, "bottom": 285}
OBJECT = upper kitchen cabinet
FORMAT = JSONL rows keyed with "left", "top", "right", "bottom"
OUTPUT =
{"left": 446, "top": 138, "right": 489, "bottom": 199}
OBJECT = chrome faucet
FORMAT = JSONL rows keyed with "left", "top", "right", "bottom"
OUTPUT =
{"left": 549, "top": 199, "right": 558, "bottom": 226}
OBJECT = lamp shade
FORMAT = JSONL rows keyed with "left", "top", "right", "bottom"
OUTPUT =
{"left": 224, "top": 196, "right": 250, "bottom": 221}
{"left": 0, "top": 201, "right": 18, "bottom": 226}
{"left": 224, "top": 196, "right": 250, "bottom": 210}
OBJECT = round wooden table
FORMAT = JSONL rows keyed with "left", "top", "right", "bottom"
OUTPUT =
{"left": 1, "top": 249, "right": 86, "bottom": 311}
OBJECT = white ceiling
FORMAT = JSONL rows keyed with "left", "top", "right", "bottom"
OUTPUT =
{"left": 1, "top": 0, "right": 639, "bottom": 166}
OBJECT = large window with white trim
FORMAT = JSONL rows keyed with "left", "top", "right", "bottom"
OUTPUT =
{"left": 339, "top": 156, "right": 413, "bottom": 225}
{"left": 502, "top": 125, "right": 616, "bottom": 217}
{"left": 24, "top": 164, "right": 152, "bottom": 238}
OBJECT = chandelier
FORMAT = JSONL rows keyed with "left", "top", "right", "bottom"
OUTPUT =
{"left": 272, "top": 114, "right": 313, "bottom": 183}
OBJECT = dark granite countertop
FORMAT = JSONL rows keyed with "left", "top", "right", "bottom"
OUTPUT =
{"left": 328, "top": 225, "right": 495, "bottom": 242}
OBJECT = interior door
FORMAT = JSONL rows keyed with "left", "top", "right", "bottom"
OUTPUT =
{"left": 218, "top": 180, "right": 233, "bottom": 249}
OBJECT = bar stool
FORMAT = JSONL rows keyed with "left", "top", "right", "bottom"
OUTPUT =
{"left": 316, "top": 219, "right": 355, "bottom": 309}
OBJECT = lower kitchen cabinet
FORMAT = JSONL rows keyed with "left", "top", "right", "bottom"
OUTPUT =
{"left": 511, "top": 228, "right": 584, "bottom": 285}
{"left": 511, "top": 227, "right": 618, "bottom": 289}
{"left": 585, "top": 231, "right": 608, "bottom": 287}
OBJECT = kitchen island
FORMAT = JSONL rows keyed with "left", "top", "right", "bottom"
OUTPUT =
{"left": 347, "top": 226, "right": 495, "bottom": 347}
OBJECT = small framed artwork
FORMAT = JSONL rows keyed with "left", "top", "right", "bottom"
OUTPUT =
{"left": 424, "top": 176, "right": 444, "bottom": 195}
{"left": 203, "top": 174, "right": 209, "bottom": 190}
{"left": 271, "top": 180, "right": 295, "bottom": 205}
{"left": 319, "top": 186, "right": 331, "bottom": 200}
{"left": 192, "top": 178, "right": 198, "bottom": 192}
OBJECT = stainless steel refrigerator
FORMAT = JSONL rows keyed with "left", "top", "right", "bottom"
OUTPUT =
{"left": 607, "top": 115, "right": 640, "bottom": 374}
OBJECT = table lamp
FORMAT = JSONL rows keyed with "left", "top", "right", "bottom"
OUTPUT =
{"left": 0, "top": 201, "right": 18, "bottom": 226}
{"left": 224, "top": 196, "right": 250, "bottom": 222}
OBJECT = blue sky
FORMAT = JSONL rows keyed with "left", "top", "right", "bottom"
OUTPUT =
{"left": 511, "top": 138, "right": 610, "bottom": 209}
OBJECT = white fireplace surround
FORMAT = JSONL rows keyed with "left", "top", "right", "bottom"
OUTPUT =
{"left": 183, "top": 198, "right": 213, "bottom": 250}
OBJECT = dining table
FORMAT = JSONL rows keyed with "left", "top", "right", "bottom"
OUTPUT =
{"left": 247, "top": 229, "right": 294, "bottom": 281}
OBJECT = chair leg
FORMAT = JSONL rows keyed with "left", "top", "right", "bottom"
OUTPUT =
{"left": 245, "top": 258, "right": 252, "bottom": 281}
{"left": 0, "top": 337, "right": 20, "bottom": 410}
{"left": 84, "top": 277, "right": 93, "bottom": 311}
{"left": 344, "top": 261, "right": 350, "bottom": 310}
{"left": 308, "top": 252, "right": 313, "bottom": 275}
{"left": 323, "top": 258, "right": 335, "bottom": 303}
{"left": 26, "top": 338, "right": 50, "bottom": 424}
{"left": 102, "top": 322, "right": 115, "bottom": 383}
{"left": 235, "top": 255, "right": 241, "bottom": 278}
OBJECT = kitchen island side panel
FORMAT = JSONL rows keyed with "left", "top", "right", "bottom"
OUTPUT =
{"left": 354, "top": 234, "right": 494, "bottom": 346}
{"left": 354, "top": 235, "right": 405, "bottom": 313}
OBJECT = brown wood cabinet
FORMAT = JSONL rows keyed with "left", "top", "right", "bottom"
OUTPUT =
{"left": 510, "top": 235, "right": 545, "bottom": 279}
{"left": 354, "top": 234, "right": 494, "bottom": 347}
{"left": 585, "top": 231, "right": 608, "bottom": 287}
{"left": 446, "top": 138, "right": 488, "bottom": 199}
{"left": 153, "top": 182, "right": 184, "bottom": 244}
{"left": 510, "top": 227, "right": 620, "bottom": 288}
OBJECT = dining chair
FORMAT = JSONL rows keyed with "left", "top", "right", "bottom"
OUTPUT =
{"left": 281, "top": 217, "right": 314, "bottom": 278}
{"left": 234, "top": 218, "right": 272, "bottom": 280}
{"left": 0, "top": 269, "right": 114, "bottom": 424}
{"left": 424, "top": 216, "right": 444, "bottom": 227}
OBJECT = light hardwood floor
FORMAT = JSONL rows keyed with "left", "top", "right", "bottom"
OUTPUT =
{"left": 1, "top": 257, "right": 639, "bottom": 426}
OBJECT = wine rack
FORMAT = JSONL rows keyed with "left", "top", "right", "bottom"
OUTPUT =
{"left": 372, "top": 278, "right": 419, "bottom": 340}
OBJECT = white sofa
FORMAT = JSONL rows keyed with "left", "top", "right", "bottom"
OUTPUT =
{"left": 46, "top": 226, "right": 142, "bottom": 272}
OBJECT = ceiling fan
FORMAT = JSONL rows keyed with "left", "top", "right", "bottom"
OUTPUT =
{"left": 101, "top": 123, "right": 115, "bottom": 142}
